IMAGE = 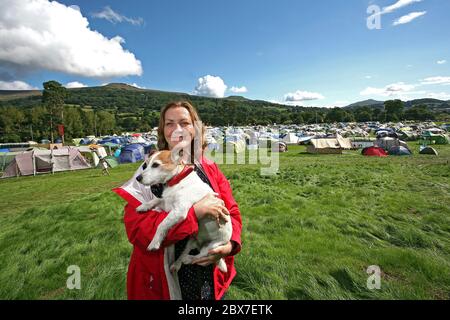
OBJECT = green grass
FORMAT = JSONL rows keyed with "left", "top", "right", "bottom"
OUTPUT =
{"left": 0, "top": 143, "right": 449, "bottom": 299}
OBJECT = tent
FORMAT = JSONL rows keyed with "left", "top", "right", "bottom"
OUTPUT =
{"left": 119, "top": 144, "right": 145, "bottom": 163}
{"left": 375, "top": 137, "right": 409, "bottom": 151}
{"left": 220, "top": 135, "right": 246, "bottom": 153}
{"left": 1, "top": 147, "right": 91, "bottom": 178}
{"left": 419, "top": 146, "right": 438, "bottom": 155}
{"left": 307, "top": 135, "right": 352, "bottom": 154}
{"left": 100, "top": 142, "right": 121, "bottom": 156}
{"left": 96, "top": 156, "right": 119, "bottom": 168}
{"left": 281, "top": 133, "right": 299, "bottom": 145}
{"left": 362, "top": 146, "right": 388, "bottom": 157}
{"left": 0, "top": 151, "right": 21, "bottom": 172}
{"left": 421, "top": 132, "right": 449, "bottom": 145}
{"left": 388, "top": 146, "right": 412, "bottom": 156}
{"left": 297, "top": 135, "right": 315, "bottom": 145}
{"left": 75, "top": 145, "right": 107, "bottom": 167}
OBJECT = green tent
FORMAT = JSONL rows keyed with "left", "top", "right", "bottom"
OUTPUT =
{"left": 96, "top": 156, "right": 119, "bottom": 169}
{"left": 421, "top": 132, "right": 449, "bottom": 145}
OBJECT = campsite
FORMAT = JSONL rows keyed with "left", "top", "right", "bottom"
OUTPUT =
{"left": 0, "top": 139, "right": 449, "bottom": 299}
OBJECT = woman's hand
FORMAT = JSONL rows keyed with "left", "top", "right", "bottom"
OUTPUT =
{"left": 193, "top": 193, "right": 230, "bottom": 224}
{"left": 192, "top": 241, "right": 233, "bottom": 266}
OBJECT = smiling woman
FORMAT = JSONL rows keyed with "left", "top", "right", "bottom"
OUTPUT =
{"left": 114, "top": 101, "right": 242, "bottom": 300}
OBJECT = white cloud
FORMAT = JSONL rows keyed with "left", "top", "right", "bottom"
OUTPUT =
{"left": 0, "top": 0, "right": 142, "bottom": 78}
{"left": 92, "top": 6, "right": 144, "bottom": 26}
{"left": 65, "top": 81, "right": 87, "bottom": 88}
{"left": 393, "top": 11, "right": 427, "bottom": 26}
{"left": 365, "top": 75, "right": 372, "bottom": 79}
{"left": 284, "top": 90, "right": 325, "bottom": 102}
{"left": 421, "top": 77, "right": 450, "bottom": 85}
{"left": 129, "top": 83, "right": 145, "bottom": 89}
{"left": 426, "top": 92, "right": 450, "bottom": 100}
{"left": 360, "top": 82, "right": 417, "bottom": 97}
{"left": 229, "top": 86, "right": 248, "bottom": 93}
{"left": 382, "top": 0, "right": 423, "bottom": 14}
{"left": 0, "top": 80, "right": 38, "bottom": 90}
{"left": 437, "top": 60, "right": 447, "bottom": 65}
{"left": 194, "top": 75, "right": 227, "bottom": 98}
{"left": 334, "top": 100, "right": 350, "bottom": 107}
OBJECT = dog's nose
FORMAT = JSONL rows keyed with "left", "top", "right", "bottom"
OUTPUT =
{"left": 136, "top": 174, "right": 143, "bottom": 182}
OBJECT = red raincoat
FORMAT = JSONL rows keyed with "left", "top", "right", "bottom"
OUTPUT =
{"left": 113, "top": 157, "right": 242, "bottom": 300}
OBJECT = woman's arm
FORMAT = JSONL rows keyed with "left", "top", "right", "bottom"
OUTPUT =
{"left": 123, "top": 204, "right": 199, "bottom": 252}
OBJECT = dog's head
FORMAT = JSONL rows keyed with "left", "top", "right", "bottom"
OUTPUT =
{"left": 136, "top": 147, "right": 185, "bottom": 186}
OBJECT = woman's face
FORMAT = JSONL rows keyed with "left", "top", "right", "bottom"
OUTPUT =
{"left": 164, "top": 106, "right": 195, "bottom": 150}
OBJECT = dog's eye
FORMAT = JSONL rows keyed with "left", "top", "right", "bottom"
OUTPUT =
{"left": 151, "top": 163, "right": 160, "bottom": 168}
{"left": 142, "top": 162, "right": 147, "bottom": 170}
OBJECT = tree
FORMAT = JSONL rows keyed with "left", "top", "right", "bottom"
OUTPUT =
{"left": 64, "top": 106, "right": 84, "bottom": 138}
{"left": 42, "top": 81, "right": 67, "bottom": 143}
{"left": 97, "top": 111, "right": 116, "bottom": 135}
{"left": 404, "top": 105, "right": 435, "bottom": 121}
{"left": 384, "top": 100, "right": 404, "bottom": 121}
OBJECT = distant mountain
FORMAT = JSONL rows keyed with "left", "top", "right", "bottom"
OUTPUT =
{"left": 226, "top": 95, "right": 250, "bottom": 101}
{"left": 346, "top": 98, "right": 450, "bottom": 111}
{"left": 0, "top": 83, "right": 287, "bottom": 111}
{"left": 0, "top": 89, "right": 41, "bottom": 101}
{"left": 345, "top": 99, "right": 384, "bottom": 109}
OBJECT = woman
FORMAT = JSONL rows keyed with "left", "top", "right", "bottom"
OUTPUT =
{"left": 113, "top": 101, "right": 242, "bottom": 300}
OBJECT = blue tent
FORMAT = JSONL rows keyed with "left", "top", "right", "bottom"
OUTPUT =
{"left": 388, "top": 146, "right": 412, "bottom": 156}
{"left": 119, "top": 144, "right": 145, "bottom": 163}
{"left": 98, "top": 137, "right": 124, "bottom": 145}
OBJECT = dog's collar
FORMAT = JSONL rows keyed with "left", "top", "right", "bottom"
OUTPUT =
{"left": 166, "top": 165, "right": 194, "bottom": 187}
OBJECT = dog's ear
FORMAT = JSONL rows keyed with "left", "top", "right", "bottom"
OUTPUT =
{"left": 170, "top": 140, "right": 189, "bottom": 164}
{"left": 148, "top": 147, "right": 158, "bottom": 157}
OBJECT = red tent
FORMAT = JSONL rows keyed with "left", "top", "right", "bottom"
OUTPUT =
{"left": 362, "top": 146, "right": 388, "bottom": 157}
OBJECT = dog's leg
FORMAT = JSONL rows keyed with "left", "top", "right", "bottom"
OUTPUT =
{"left": 183, "top": 242, "right": 229, "bottom": 273}
{"left": 136, "top": 198, "right": 161, "bottom": 213}
{"left": 147, "top": 206, "right": 190, "bottom": 251}
{"left": 170, "top": 238, "right": 198, "bottom": 273}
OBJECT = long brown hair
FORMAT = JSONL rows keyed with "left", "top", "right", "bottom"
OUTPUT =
{"left": 157, "top": 101, "right": 207, "bottom": 163}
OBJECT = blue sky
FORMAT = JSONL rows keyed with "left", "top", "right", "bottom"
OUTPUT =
{"left": 0, "top": 0, "right": 449, "bottom": 106}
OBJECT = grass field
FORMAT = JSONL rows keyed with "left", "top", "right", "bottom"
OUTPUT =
{"left": 0, "top": 143, "right": 449, "bottom": 300}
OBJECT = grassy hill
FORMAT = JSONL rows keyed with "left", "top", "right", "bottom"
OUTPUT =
{"left": 0, "top": 143, "right": 449, "bottom": 299}
{"left": 0, "top": 83, "right": 286, "bottom": 112}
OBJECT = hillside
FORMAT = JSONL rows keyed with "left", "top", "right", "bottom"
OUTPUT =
{"left": 0, "top": 83, "right": 285, "bottom": 112}
{"left": 346, "top": 98, "right": 450, "bottom": 111}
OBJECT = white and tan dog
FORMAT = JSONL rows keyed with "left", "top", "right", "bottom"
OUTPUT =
{"left": 135, "top": 149, "right": 232, "bottom": 273}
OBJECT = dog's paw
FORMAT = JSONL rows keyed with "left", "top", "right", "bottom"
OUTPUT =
{"left": 170, "top": 262, "right": 182, "bottom": 273}
{"left": 147, "top": 238, "right": 161, "bottom": 251}
{"left": 136, "top": 204, "right": 151, "bottom": 213}
{"left": 217, "top": 258, "right": 228, "bottom": 273}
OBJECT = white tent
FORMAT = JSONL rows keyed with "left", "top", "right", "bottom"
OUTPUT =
{"left": 282, "top": 133, "right": 299, "bottom": 144}
{"left": 307, "top": 135, "right": 352, "bottom": 154}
